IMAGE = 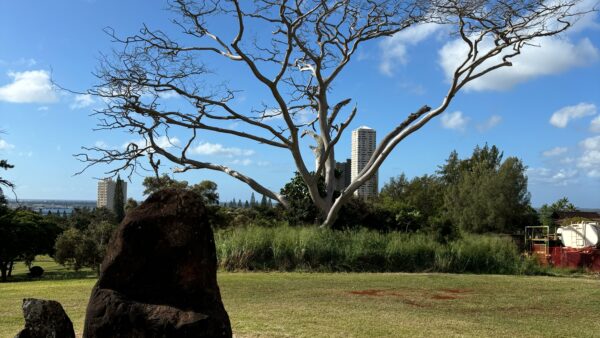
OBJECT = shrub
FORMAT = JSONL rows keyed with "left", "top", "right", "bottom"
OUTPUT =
{"left": 216, "top": 225, "right": 532, "bottom": 274}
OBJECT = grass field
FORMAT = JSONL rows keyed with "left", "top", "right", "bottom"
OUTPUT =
{"left": 1, "top": 258, "right": 600, "bottom": 337}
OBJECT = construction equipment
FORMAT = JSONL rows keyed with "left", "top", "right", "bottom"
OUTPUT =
{"left": 525, "top": 222, "right": 600, "bottom": 271}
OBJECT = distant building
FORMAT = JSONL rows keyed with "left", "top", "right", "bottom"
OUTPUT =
{"left": 97, "top": 178, "right": 127, "bottom": 211}
{"left": 334, "top": 159, "right": 352, "bottom": 191}
{"left": 314, "top": 156, "right": 351, "bottom": 192}
{"left": 553, "top": 211, "right": 600, "bottom": 225}
{"left": 351, "top": 126, "right": 377, "bottom": 198}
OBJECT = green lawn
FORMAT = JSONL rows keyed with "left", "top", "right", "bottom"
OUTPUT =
{"left": 1, "top": 258, "right": 600, "bottom": 337}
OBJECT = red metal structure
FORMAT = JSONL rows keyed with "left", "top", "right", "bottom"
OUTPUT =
{"left": 525, "top": 225, "right": 600, "bottom": 272}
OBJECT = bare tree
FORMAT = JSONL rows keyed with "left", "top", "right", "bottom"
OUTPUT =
{"left": 78, "top": 0, "right": 593, "bottom": 227}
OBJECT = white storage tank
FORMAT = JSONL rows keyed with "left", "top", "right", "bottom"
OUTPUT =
{"left": 557, "top": 222, "right": 600, "bottom": 248}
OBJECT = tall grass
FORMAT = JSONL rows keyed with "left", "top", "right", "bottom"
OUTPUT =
{"left": 215, "top": 225, "right": 533, "bottom": 274}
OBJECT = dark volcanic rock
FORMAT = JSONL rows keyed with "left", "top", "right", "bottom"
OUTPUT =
{"left": 15, "top": 298, "right": 75, "bottom": 338}
{"left": 83, "top": 189, "right": 231, "bottom": 338}
{"left": 28, "top": 266, "right": 44, "bottom": 278}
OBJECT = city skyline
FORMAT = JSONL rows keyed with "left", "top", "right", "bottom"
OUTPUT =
{"left": 0, "top": 1, "right": 599, "bottom": 207}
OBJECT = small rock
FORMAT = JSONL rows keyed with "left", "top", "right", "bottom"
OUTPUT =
{"left": 28, "top": 266, "right": 44, "bottom": 278}
{"left": 15, "top": 298, "right": 75, "bottom": 338}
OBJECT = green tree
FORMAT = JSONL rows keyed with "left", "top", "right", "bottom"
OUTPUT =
{"left": 113, "top": 176, "right": 125, "bottom": 223}
{"left": 260, "top": 195, "right": 268, "bottom": 208}
{"left": 143, "top": 175, "right": 219, "bottom": 205}
{"left": 539, "top": 197, "right": 578, "bottom": 226}
{"left": 0, "top": 208, "right": 61, "bottom": 282}
{"left": 190, "top": 180, "right": 219, "bottom": 205}
{"left": 54, "top": 220, "right": 117, "bottom": 273}
{"left": 68, "top": 207, "right": 116, "bottom": 231}
{"left": 441, "top": 145, "right": 534, "bottom": 233}
{"left": 142, "top": 174, "right": 188, "bottom": 195}
{"left": 280, "top": 172, "right": 324, "bottom": 225}
{"left": 379, "top": 173, "right": 444, "bottom": 225}
{"left": 125, "top": 198, "right": 139, "bottom": 213}
{"left": 0, "top": 159, "right": 14, "bottom": 197}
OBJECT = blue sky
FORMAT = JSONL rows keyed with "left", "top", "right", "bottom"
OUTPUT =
{"left": 0, "top": 1, "right": 599, "bottom": 207}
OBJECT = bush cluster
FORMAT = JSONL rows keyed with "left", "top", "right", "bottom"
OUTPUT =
{"left": 216, "top": 225, "right": 534, "bottom": 274}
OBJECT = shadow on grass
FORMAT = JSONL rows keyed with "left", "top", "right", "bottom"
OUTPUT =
{"left": 2, "top": 257, "right": 98, "bottom": 283}
{"left": 5, "top": 270, "right": 98, "bottom": 283}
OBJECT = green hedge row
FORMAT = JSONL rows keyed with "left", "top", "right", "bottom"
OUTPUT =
{"left": 215, "top": 225, "right": 540, "bottom": 274}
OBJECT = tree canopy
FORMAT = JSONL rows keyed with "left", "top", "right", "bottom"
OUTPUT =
{"left": 0, "top": 208, "right": 61, "bottom": 282}
{"left": 54, "top": 220, "right": 117, "bottom": 273}
{"left": 78, "top": 0, "right": 592, "bottom": 227}
{"left": 440, "top": 145, "right": 535, "bottom": 233}
{"left": 539, "top": 197, "right": 578, "bottom": 226}
{"left": 142, "top": 174, "right": 219, "bottom": 204}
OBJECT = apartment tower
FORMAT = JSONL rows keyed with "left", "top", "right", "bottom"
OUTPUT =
{"left": 97, "top": 178, "right": 127, "bottom": 211}
{"left": 351, "top": 126, "right": 377, "bottom": 198}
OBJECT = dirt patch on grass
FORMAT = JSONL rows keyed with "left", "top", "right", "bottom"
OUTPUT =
{"left": 440, "top": 288, "right": 472, "bottom": 294}
{"left": 348, "top": 290, "right": 427, "bottom": 307}
{"left": 348, "top": 289, "right": 404, "bottom": 297}
{"left": 349, "top": 289, "right": 387, "bottom": 296}
{"left": 431, "top": 294, "right": 458, "bottom": 300}
{"left": 402, "top": 299, "right": 426, "bottom": 307}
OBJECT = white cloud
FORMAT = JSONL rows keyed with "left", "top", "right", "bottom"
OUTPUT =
{"left": 380, "top": 23, "right": 443, "bottom": 75}
{"left": 123, "top": 136, "right": 180, "bottom": 150}
{"left": 139, "top": 89, "right": 180, "bottom": 101}
{"left": 0, "top": 139, "right": 15, "bottom": 150}
{"left": 439, "top": 37, "right": 599, "bottom": 91}
{"left": 231, "top": 159, "right": 253, "bottom": 166}
{"left": 260, "top": 108, "right": 315, "bottom": 125}
{"left": 477, "top": 115, "right": 502, "bottom": 132}
{"left": 577, "top": 135, "right": 600, "bottom": 176}
{"left": 586, "top": 169, "right": 600, "bottom": 177}
{"left": 560, "top": 157, "right": 575, "bottom": 164}
{"left": 94, "top": 140, "right": 109, "bottom": 148}
{"left": 0, "top": 58, "right": 37, "bottom": 67}
{"left": 153, "top": 136, "right": 180, "bottom": 149}
{"left": 191, "top": 142, "right": 255, "bottom": 158}
{"left": 590, "top": 115, "right": 600, "bottom": 132}
{"left": 70, "top": 94, "right": 95, "bottom": 109}
{"left": 16, "top": 58, "right": 37, "bottom": 67}
{"left": 543, "top": 146, "right": 568, "bottom": 157}
{"left": 37, "top": 106, "right": 49, "bottom": 111}
{"left": 260, "top": 109, "right": 283, "bottom": 121}
{"left": 567, "top": 0, "right": 600, "bottom": 33}
{"left": 580, "top": 135, "right": 600, "bottom": 150}
{"left": 0, "top": 70, "right": 58, "bottom": 103}
{"left": 527, "top": 167, "right": 579, "bottom": 186}
{"left": 440, "top": 111, "right": 468, "bottom": 131}
{"left": 550, "top": 102, "right": 597, "bottom": 128}
{"left": 157, "top": 91, "right": 179, "bottom": 99}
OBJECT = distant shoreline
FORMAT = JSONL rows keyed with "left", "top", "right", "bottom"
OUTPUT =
{"left": 6, "top": 199, "right": 98, "bottom": 214}
{"left": 7, "top": 199, "right": 96, "bottom": 203}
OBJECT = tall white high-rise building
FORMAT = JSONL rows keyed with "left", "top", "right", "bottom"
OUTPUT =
{"left": 351, "top": 126, "right": 377, "bottom": 198}
{"left": 97, "top": 178, "right": 127, "bottom": 211}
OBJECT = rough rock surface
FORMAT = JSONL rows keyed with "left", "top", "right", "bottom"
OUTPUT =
{"left": 83, "top": 189, "right": 232, "bottom": 338}
{"left": 15, "top": 298, "right": 75, "bottom": 338}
